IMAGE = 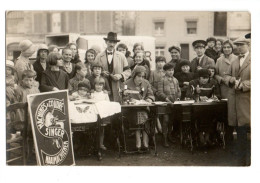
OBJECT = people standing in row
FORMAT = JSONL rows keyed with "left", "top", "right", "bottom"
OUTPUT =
{"left": 190, "top": 40, "right": 215, "bottom": 73}
{"left": 94, "top": 32, "right": 131, "bottom": 102}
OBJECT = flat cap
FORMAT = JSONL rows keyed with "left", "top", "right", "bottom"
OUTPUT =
{"left": 233, "top": 37, "right": 250, "bottom": 44}
{"left": 168, "top": 45, "right": 181, "bottom": 53}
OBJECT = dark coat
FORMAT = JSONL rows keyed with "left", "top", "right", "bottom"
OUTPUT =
{"left": 205, "top": 48, "right": 218, "bottom": 62}
{"left": 190, "top": 55, "right": 215, "bottom": 73}
{"left": 40, "top": 69, "right": 69, "bottom": 92}
{"left": 33, "top": 60, "right": 49, "bottom": 84}
{"left": 61, "top": 63, "right": 77, "bottom": 79}
{"left": 175, "top": 72, "right": 195, "bottom": 99}
{"left": 168, "top": 58, "right": 189, "bottom": 75}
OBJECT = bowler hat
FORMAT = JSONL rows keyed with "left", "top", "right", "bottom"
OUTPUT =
{"left": 104, "top": 32, "right": 120, "bottom": 42}
{"left": 192, "top": 40, "right": 207, "bottom": 48}
{"left": 168, "top": 45, "right": 181, "bottom": 53}
{"left": 198, "top": 69, "right": 210, "bottom": 78}
{"left": 233, "top": 37, "right": 250, "bottom": 45}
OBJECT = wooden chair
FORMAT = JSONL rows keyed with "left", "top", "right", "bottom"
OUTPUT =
{"left": 6, "top": 102, "right": 28, "bottom": 165}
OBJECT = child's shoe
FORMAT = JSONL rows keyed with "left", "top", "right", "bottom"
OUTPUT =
{"left": 100, "top": 145, "right": 107, "bottom": 150}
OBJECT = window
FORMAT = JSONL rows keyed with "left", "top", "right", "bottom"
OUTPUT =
{"left": 186, "top": 21, "right": 197, "bottom": 34}
{"left": 6, "top": 11, "right": 24, "bottom": 33}
{"left": 214, "top": 12, "right": 227, "bottom": 36}
{"left": 155, "top": 46, "right": 165, "bottom": 56}
{"left": 154, "top": 21, "right": 164, "bottom": 36}
{"left": 180, "top": 44, "right": 190, "bottom": 60}
{"left": 34, "top": 13, "right": 44, "bottom": 33}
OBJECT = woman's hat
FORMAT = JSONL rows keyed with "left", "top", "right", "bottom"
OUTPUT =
{"left": 19, "top": 39, "right": 36, "bottom": 53}
{"left": 103, "top": 32, "right": 120, "bottom": 42}
{"left": 37, "top": 44, "right": 49, "bottom": 51}
{"left": 198, "top": 69, "right": 210, "bottom": 78}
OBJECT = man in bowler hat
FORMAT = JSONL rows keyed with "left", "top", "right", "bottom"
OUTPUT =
{"left": 94, "top": 32, "right": 131, "bottom": 102}
{"left": 190, "top": 40, "right": 215, "bottom": 73}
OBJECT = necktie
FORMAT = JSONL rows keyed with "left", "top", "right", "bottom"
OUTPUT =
{"left": 107, "top": 52, "right": 113, "bottom": 55}
{"left": 239, "top": 54, "right": 245, "bottom": 59}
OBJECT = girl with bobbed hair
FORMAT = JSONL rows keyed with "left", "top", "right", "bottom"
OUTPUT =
{"left": 40, "top": 52, "right": 69, "bottom": 92}
{"left": 132, "top": 42, "right": 151, "bottom": 69}
{"left": 131, "top": 50, "right": 150, "bottom": 79}
{"left": 117, "top": 43, "right": 134, "bottom": 67}
{"left": 215, "top": 38, "right": 224, "bottom": 61}
{"left": 215, "top": 39, "right": 238, "bottom": 99}
{"left": 84, "top": 49, "right": 97, "bottom": 77}
{"left": 66, "top": 42, "right": 81, "bottom": 64}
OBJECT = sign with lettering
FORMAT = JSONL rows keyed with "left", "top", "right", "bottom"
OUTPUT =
{"left": 27, "top": 90, "right": 75, "bottom": 166}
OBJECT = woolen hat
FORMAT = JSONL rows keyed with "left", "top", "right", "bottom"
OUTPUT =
{"left": 192, "top": 40, "right": 207, "bottom": 48}
{"left": 233, "top": 37, "right": 250, "bottom": 44}
{"left": 19, "top": 39, "right": 36, "bottom": 53}
{"left": 168, "top": 45, "right": 181, "bottom": 53}
{"left": 179, "top": 60, "right": 191, "bottom": 68}
{"left": 206, "top": 37, "right": 217, "bottom": 43}
{"left": 104, "top": 32, "right": 120, "bottom": 42}
{"left": 163, "top": 63, "right": 174, "bottom": 71}
{"left": 132, "top": 65, "right": 146, "bottom": 78}
{"left": 198, "top": 69, "right": 210, "bottom": 78}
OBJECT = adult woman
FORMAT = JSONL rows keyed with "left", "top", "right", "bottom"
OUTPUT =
{"left": 133, "top": 43, "right": 150, "bottom": 69}
{"left": 40, "top": 52, "right": 69, "bottom": 92}
{"left": 214, "top": 39, "right": 224, "bottom": 62}
{"left": 66, "top": 43, "right": 81, "bottom": 64}
{"left": 84, "top": 49, "right": 97, "bottom": 77}
{"left": 215, "top": 40, "right": 238, "bottom": 99}
{"left": 130, "top": 50, "right": 150, "bottom": 79}
{"left": 123, "top": 66, "right": 155, "bottom": 151}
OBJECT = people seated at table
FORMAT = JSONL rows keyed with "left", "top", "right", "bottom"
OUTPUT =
{"left": 91, "top": 77, "right": 111, "bottom": 150}
{"left": 130, "top": 50, "right": 150, "bottom": 79}
{"left": 61, "top": 48, "right": 76, "bottom": 79}
{"left": 149, "top": 56, "right": 166, "bottom": 101}
{"left": 87, "top": 62, "right": 111, "bottom": 97}
{"left": 68, "top": 63, "right": 90, "bottom": 95}
{"left": 70, "top": 81, "right": 91, "bottom": 101}
{"left": 40, "top": 52, "right": 69, "bottom": 92}
{"left": 123, "top": 66, "right": 155, "bottom": 151}
{"left": 157, "top": 63, "right": 181, "bottom": 147}
{"left": 175, "top": 60, "right": 196, "bottom": 100}
{"left": 186, "top": 68, "right": 220, "bottom": 101}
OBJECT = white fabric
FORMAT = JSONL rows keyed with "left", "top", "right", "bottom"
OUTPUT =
{"left": 107, "top": 50, "right": 113, "bottom": 64}
{"left": 94, "top": 101, "right": 121, "bottom": 119}
{"left": 239, "top": 51, "right": 249, "bottom": 67}
{"left": 91, "top": 91, "right": 110, "bottom": 102}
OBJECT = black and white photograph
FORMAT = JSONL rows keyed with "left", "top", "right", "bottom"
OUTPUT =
{"left": 1, "top": 0, "right": 260, "bottom": 182}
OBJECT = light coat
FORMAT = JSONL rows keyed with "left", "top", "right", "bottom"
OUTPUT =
{"left": 94, "top": 50, "right": 131, "bottom": 102}
{"left": 224, "top": 54, "right": 250, "bottom": 126}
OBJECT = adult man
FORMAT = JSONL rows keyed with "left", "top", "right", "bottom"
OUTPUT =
{"left": 33, "top": 44, "right": 49, "bottom": 84}
{"left": 190, "top": 40, "right": 215, "bottom": 73}
{"left": 15, "top": 39, "right": 37, "bottom": 82}
{"left": 168, "top": 45, "right": 189, "bottom": 74}
{"left": 224, "top": 36, "right": 251, "bottom": 165}
{"left": 94, "top": 32, "right": 131, "bottom": 102}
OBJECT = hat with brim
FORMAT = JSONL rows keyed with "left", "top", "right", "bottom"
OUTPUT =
{"left": 19, "top": 40, "right": 37, "bottom": 54}
{"left": 103, "top": 32, "right": 120, "bottom": 42}
{"left": 233, "top": 37, "right": 250, "bottom": 45}
{"left": 198, "top": 69, "right": 210, "bottom": 78}
{"left": 192, "top": 40, "right": 207, "bottom": 48}
{"left": 37, "top": 44, "right": 49, "bottom": 51}
{"left": 168, "top": 45, "right": 181, "bottom": 53}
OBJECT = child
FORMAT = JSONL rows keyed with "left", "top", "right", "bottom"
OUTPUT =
{"left": 14, "top": 70, "right": 40, "bottom": 159}
{"left": 70, "top": 82, "right": 91, "bottom": 100}
{"left": 6, "top": 60, "right": 18, "bottom": 104}
{"left": 205, "top": 37, "right": 218, "bottom": 61}
{"left": 40, "top": 52, "right": 69, "bottom": 92}
{"left": 186, "top": 69, "right": 221, "bottom": 146}
{"left": 130, "top": 50, "right": 150, "bottom": 79}
{"left": 157, "top": 63, "right": 181, "bottom": 147}
{"left": 91, "top": 77, "right": 110, "bottom": 150}
{"left": 87, "top": 62, "right": 111, "bottom": 96}
{"left": 149, "top": 56, "right": 166, "bottom": 100}
{"left": 174, "top": 61, "right": 195, "bottom": 100}
{"left": 68, "top": 63, "right": 91, "bottom": 95}
{"left": 116, "top": 43, "right": 134, "bottom": 67}
{"left": 124, "top": 66, "right": 155, "bottom": 151}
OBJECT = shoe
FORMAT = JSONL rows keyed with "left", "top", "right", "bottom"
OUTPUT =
{"left": 142, "top": 146, "right": 149, "bottom": 152}
{"left": 100, "top": 145, "right": 107, "bottom": 150}
{"left": 136, "top": 147, "right": 141, "bottom": 152}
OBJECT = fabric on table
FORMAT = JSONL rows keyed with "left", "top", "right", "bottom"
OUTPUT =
{"left": 94, "top": 100, "right": 121, "bottom": 119}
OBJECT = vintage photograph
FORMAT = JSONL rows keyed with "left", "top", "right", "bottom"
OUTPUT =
{"left": 5, "top": 10, "right": 251, "bottom": 166}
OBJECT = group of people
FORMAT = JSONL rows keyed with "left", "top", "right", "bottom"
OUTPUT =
{"left": 6, "top": 31, "right": 251, "bottom": 163}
